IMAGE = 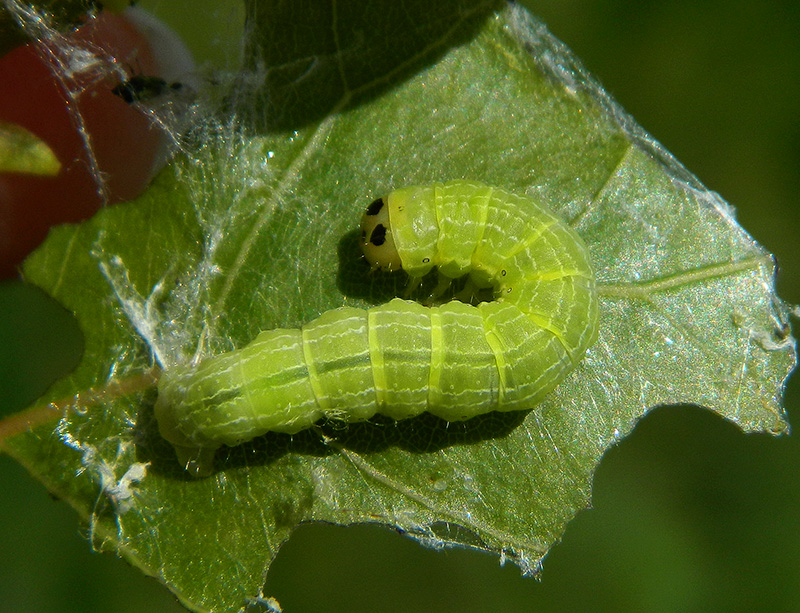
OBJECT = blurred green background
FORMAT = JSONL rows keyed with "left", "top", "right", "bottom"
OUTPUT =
{"left": 1, "top": 1, "right": 798, "bottom": 611}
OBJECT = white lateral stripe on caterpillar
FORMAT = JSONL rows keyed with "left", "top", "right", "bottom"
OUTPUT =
{"left": 155, "top": 180, "right": 599, "bottom": 474}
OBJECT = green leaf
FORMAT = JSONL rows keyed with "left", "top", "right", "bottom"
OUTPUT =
{"left": 1, "top": 2, "right": 795, "bottom": 611}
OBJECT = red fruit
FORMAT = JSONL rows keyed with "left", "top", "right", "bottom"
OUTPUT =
{"left": 0, "top": 11, "right": 169, "bottom": 278}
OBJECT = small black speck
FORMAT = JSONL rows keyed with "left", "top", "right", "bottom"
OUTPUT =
{"left": 112, "top": 75, "right": 178, "bottom": 104}
{"left": 366, "top": 198, "right": 384, "bottom": 216}
{"left": 501, "top": 270, "right": 507, "bottom": 276}
{"left": 422, "top": 257, "right": 430, "bottom": 263}
{"left": 370, "top": 224, "right": 387, "bottom": 246}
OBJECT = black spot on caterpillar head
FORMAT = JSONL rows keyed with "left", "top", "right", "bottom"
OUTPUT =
{"left": 360, "top": 193, "right": 402, "bottom": 272}
{"left": 366, "top": 197, "right": 385, "bottom": 216}
{"left": 370, "top": 224, "right": 387, "bottom": 246}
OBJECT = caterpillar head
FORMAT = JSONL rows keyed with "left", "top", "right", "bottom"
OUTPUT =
{"left": 360, "top": 196, "right": 402, "bottom": 272}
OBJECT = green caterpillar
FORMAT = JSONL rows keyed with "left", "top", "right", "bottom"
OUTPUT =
{"left": 155, "top": 180, "right": 599, "bottom": 474}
